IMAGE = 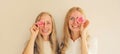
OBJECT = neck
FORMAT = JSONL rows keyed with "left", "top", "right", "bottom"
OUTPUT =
{"left": 43, "top": 35, "right": 49, "bottom": 41}
{"left": 71, "top": 31, "right": 80, "bottom": 41}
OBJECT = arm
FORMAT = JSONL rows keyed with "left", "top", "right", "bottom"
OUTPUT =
{"left": 23, "top": 24, "right": 39, "bottom": 54}
{"left": 81, "top": 35, "right": 89, "bottom": 54}
{"left": 81, "top": 20, "right": 89, "bottom": 54}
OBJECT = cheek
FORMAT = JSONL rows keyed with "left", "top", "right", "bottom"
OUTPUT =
{"left": 48, "top": 24, "right": 52, "bottom": 29}
{"left": 50, "top": 26, "right": 52, "bottom": 30}
{"left": 49, "top": 26, "right": 52, "bottom": 33}
{"left": 39, "top": 27, "right": 43, "bottom": 31}
{"left": 69, "top": 20, "right": 71, "bottom": 24}
{"left": 69, "top": 21, "right": 73, "bottom": 26}
{"left": 69, "top": 21, "right": 72, "bottom": 29}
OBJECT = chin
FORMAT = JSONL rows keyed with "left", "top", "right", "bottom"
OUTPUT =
{"left": 73, "top": 30, "right": 79, "bottom": 32}
{"left": 42, "top": 32, "right": 51, "bottom": 36}
{"left": 72, "top": 29, "right": 80, "bottom": 32}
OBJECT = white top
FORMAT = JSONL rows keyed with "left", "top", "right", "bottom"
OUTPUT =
{"left": 43, "top": 41, "right": 52, "bottom": 54}
{"left": 65, "top": 37, "right": 97, "bottom": 54}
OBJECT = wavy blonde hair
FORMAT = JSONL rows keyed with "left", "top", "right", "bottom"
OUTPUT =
{"left": 61, "top": 7, "right": 90, "bottom": 54}
{"left": 34, "top": 12, "right": 58, "bottom": 54}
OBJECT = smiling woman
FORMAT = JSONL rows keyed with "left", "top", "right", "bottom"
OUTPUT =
{"left": 22, "top": 12, "right": 59, "bottom": 54}
{"left": 60, "top": 7, "right": 97, "bottom": 54}
{"left": 0, "top": 0, "right": 120, "bottom": 54}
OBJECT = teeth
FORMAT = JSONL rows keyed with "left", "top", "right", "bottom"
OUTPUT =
{"left": 72, "top": 25, "right": 78, "bottom": 28}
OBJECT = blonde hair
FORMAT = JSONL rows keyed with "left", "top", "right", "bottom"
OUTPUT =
{"left": 61, "top": 7, "right": 90, "bottom": 54}
{"left": 34, "top": 12, "right": 58, "bottom": 54}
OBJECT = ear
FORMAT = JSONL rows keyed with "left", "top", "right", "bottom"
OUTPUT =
{"left": 83, "top": 20, "right": 89, "bottom": 28}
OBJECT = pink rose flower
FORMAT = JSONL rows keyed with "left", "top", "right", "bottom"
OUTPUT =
{"left": 36, "top": 20, "right": 44, "bottom": 27}
{"left": 77, "top": 17, "right": 86, "bottom": 24}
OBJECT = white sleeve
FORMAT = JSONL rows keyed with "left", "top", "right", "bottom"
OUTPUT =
{"left": 88, "top": 37, "right": 98, "bottom": 54}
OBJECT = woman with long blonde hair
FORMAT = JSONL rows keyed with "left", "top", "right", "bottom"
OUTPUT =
{"left": 60, "top": 7, "right": 97, "bottom": 54}
{"left": 23, "top": 12, "right": 58, "bottom": 54}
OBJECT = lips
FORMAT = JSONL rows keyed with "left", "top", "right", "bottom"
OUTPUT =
{"left": 42, "top": 29, "right": 49, "bottom": 33}
{"left": 72, "top": 25, "right": 79, "bottom": 29}
{"left": 72, "top": 25, "right": 78, "bottom": 27}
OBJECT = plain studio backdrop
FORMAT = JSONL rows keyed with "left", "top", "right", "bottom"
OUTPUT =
{"left": 0, "top": 0, "right": 120, "bottom": 54}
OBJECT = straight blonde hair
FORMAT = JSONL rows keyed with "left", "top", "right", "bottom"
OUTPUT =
{"left": 60, "top": 7, "right": 90, "bottom": 54}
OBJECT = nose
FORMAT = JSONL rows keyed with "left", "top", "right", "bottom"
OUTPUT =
{"left": 73, "top": 19, "right": 78, "bottom": 25}
{"left": 43, "top": 22, "right": 47, "bottom": 28}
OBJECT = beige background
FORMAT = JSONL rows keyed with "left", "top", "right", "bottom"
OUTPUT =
{"left": 0, "top": 0, "right": 120, "bottom": 54}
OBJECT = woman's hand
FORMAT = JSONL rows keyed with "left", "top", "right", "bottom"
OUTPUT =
{"left": 80, "top": 20, "right": 89, "bottom": 39}
{"left": 30, "top": 24, "right": 39, "bottom": 39}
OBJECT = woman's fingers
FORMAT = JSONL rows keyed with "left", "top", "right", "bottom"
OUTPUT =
{"left": 80, "top": 23, "right": 84, "bottom": 32}
{"left": 80, "top": 20, "right": 90, "bottom": 39}
{"left": 29, "top": 24, "right": 39, "bottom": 39}
{"left": 83, "top": 20, "right": 89, "bottom": 29}
{"left": 30, "top": 24, "right": 39, "bottom": 33}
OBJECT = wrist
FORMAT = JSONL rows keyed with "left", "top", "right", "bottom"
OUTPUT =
{"left": 81, "top": 35, "right": 87, "bottom": 40}
{"left": 30, "top": 34, "right": 37, "bottom": 40}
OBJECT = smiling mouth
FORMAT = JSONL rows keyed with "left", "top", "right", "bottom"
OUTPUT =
{"left": 72, "top": 25, "right": 79, "bottom": 28}
{"left": 42, "top": 29, "right": 49, "bottom": 33}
